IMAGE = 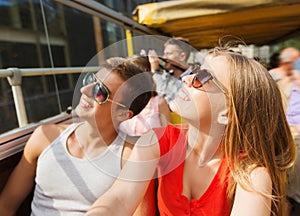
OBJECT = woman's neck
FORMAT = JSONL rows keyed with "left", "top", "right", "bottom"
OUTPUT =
{"left": 187, "top": 122, "right": 225, "bottom": 166}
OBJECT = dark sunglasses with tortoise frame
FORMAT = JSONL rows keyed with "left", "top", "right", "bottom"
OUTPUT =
{"left": 181, "top": 64, "right": 227, "bottom": 95}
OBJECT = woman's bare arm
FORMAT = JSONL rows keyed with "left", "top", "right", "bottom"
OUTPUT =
{"left": 230, "top": 167, "right": 272, "bottom": 216}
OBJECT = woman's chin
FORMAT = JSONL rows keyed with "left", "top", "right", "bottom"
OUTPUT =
{"left": 169, "top": 100, "right": 177, "bottom": 113}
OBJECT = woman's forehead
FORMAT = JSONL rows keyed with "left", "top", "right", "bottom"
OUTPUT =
{"left": 202, "top": 55, "right": 229, "bottom": 85}
{"left": 202, "top": 55, "right": 225, "bottom": 71}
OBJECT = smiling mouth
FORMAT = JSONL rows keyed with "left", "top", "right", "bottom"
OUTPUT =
{"left": 81, "top": 96, "right": 92, "bottom": 108}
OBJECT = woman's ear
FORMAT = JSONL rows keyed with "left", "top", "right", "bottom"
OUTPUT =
{"left": 217, "top": 109, "right": 228, "bottom": 125}
{"left": 117, "top": 109, "right": 134, "bottom": 122}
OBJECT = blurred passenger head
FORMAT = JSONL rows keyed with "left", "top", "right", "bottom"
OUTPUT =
{"left": 268, "top": 52, "right": 280, "bottom": 70}
{"left": 163, "top": 37, "right": 191, "bottom": 63}
{"left": 279, "top": 47, "right": 300, "bottom": 71}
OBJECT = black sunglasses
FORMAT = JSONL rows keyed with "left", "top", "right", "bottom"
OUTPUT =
{"left": 82, "top": 72, "right": 127, "bottom": 108}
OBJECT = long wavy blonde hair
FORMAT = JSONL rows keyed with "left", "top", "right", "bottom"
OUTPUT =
{"left": 209, "top": 47, "right": 296, "bottom": 215}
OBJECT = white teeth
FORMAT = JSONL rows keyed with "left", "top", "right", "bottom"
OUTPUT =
{"left": 81, "top": 97, "right": 92, "bottom": 108}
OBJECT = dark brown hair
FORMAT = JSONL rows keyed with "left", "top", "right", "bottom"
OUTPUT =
{"left": 101, "top": 57, "right": 154, "bottom": 116}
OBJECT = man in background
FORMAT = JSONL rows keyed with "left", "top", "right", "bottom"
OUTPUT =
{"left": 148, "top": 37, "right": 191, "bottom": 79}
{"left": 147, "top": 37, "right": 193, "bottom": 125}
{"left": 269, "top": 47, "right": 300, "bottom": 216}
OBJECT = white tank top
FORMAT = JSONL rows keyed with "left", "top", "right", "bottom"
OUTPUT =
{"left": 31, "top": 123, "right": 126, "bottom": 216}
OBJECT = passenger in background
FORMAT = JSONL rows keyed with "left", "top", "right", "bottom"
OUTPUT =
{"left": 87, "top": 46, "right": 296, "bottom": 216}
{"left": 0, "top": 57, "right": 156, "bottom": 216}
{"left": 268, "top": 52, "right": 280, "bottom": 70}
{"left": 148, "top": 37, "right": 191, "bottom": 79}
{"left": 119, "top": 55, "right": 171, "bottom": 136}
{"left": 269, "top": 47, "right": 300, "bottom": 216}
{"left": 269, "top": 47, "right": 299, "bottom": 82}
{"left": 148, "top": 37, "right": 192, "bottom": 124}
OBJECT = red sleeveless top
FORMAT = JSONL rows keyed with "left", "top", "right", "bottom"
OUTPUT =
{"left": 153, "top": 125, "right": 231, "bottom": 216}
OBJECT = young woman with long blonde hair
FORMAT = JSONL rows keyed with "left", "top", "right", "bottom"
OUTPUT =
{"left": 87, "top": 46, "right": 296, "bottom": 216}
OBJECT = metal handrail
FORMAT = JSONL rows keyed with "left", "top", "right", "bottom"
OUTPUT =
{"left": 0, "top": 66, "right": 100, "bottom": 127}
{"left": 0, "top": 66, "right": 101, "bottom": 77}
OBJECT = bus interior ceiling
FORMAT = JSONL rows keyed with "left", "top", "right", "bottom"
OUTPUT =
{"left": 132, "top": 0, "right": 300, "bottom": 50}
